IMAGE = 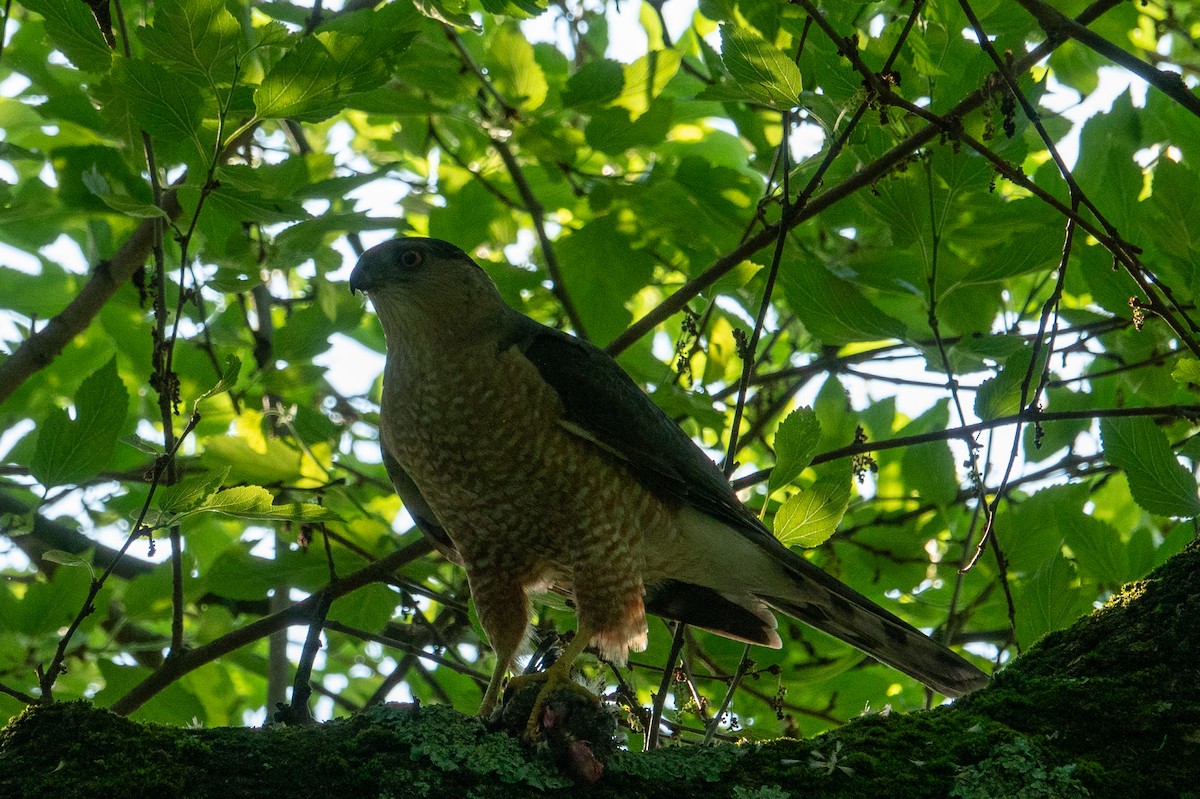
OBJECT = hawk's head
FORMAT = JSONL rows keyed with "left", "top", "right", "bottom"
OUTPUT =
{"left": 350, "top": 237, "right": 508, "bottom": 349}
{"left": 349, "top": 237, "right": 484, "bottom": 294}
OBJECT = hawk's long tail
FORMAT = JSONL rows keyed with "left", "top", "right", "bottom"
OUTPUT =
{"left": 761, "top": 556, "right": 988, "bottom": 697}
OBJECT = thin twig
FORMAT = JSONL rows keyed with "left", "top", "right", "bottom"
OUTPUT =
{"left": 644, "top": 622, "right": 686, "bottom": 751}
{"left": 702, "top": 644, "right": 753, "bottom": 745}
{"left": 723, "top": 109, "right": 793, "bottom": 475}
{"left": 0, "top": 681, "right": 36, "bottom": 705}
{"left": 730, "top": 402, "right": 1200, "bottom": 490}
{"left": 492, "top": 137, "right": 590, "bottom": 340}
{"left": 286, "top": 590, "right": 334, "bottom": 724}
{"left": 324, "top": 620, "right": 488, "bottom": 684}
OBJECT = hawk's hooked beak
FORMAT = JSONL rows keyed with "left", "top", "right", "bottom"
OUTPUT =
{"left": 348, "top": 257, "right": 373, "bottom": 295}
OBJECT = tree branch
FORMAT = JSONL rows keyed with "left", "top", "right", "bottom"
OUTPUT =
{"left": 1013, "top": 0, "right": 1200, "bottom": 119}
{"left": 108, "top": 538, "right": 433, "bottom": 716}
{"left": 0, "top": 190, "right": 184, "bottom": 405}
{"left": 731, "top": 403, "right": 1200, "bottom": 489}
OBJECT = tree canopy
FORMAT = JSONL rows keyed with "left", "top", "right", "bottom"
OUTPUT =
{"left": 0, "top": 0, "right": 1198, "bottom": 753}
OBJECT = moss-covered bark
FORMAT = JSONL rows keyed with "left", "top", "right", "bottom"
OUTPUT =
{"left": 3, "top": 543, "right": 1199, "bottom": 798}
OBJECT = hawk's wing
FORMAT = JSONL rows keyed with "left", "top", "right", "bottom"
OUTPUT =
{"left": 381, "top": 444, "right": 461, "bottom": 564}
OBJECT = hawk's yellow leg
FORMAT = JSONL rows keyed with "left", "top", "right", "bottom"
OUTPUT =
{"left": 478, "top": 657, "right": 509, "bottom": 720}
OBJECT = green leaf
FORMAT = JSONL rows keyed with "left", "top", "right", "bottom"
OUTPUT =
{"left": 1023, "top": 386, "right": 1093, "bottom": 463}
{"left": 204, "top": 548, "right": 279, "bottom": 601}
{"left": 955, "top": 225, "right": 1063, "bottom": 285}
{"left": 41, "top": 550, "right": 94, "bottom": 574}
{"left": 253, "top": 26, "right": 396, "bottom": 123}
{"left": 429, "top": 181, "right": 503, "bottom": 253}
{"left": 1073, "top": 93, "right": 1142, "bottom": 237}
{"left": 1172, "top": 357, "right": 1200, "bottom": 387}
{"left": 1014, "top": 553, "right": 1085, "bottom": 648}
{"left": 778, "top": 262, "right": 908, "bottom": 345}
{"left": 974, "top": 345, "right": 1046, "bottom": 421}
{"left": 1147, "top": 157, "right": 1200, "bottom": 263}
{"left": 30, "top": 358, "right": 129, "bottom": 487}
{"left": 774, "top": 470, "right": 851, "bottom": 548}
{"left": 769, "top": 407, "right": 819, "bottom": 493}
{"left": 202, "top": 183, "right": 309, "bottom": 224}
{"left": 195, "top": 356, "right": 242, "bottom": 408}
{"left": 199, "top": 436, "right": 307, "bottom": 485}
{"left": 585, "top": 103, "right": 672, "bottom": 155}
{"left": 719, "top": 24, "right": 802, "bottom": 110}
{"left": 329, "top": 583, "right": 401, "bottom": 631}
{"left": 1060, "top": 511, "right": 1130, "bottom": 586}
{"left": 1100, "top": 416, "right": 1200, "bottom": 518}
{"left": 412, "top": 0, "right": 480, "bottom": 31}
{"left": 556, "top": 218, "right": 655, "bottom": 345}
{"left": 487, "top": 25, "right": 547, "bottom": 111}
{"left": 611, "top": 49, "right": 681, "bottom": 120}
{"left": 156, "top": 467, "right": 230, "bottom": 515}
{"left": 253, "top": 37, "right": 339, "bottom": 122}
{"left": 562, "top": 59, "right": 624, "bottom": 107}
{"left": 478, "top": 0, "right": 546, "bottom": 16}
{"left": 94, "top": 193, "right": 171, "bottom": 218}
{"left": 136, "top": 0, "right": 241, "bottom": 80}
{"left": 179, "top": 485, "right": 342, "bottom": 524}
{"left": 81, "top": 168, "right": 168, "bottom": 218}
{"left": 113, "top": 58, "right": 204, "bottom": 143}
{"left": 901, "top": 401, "right": 959, "bottom": 507}
{"left": 252, "top": 20, "right": 295, "bottom": 49}
{"left": 20, "top": 0, "right": 112, "bottom": 73}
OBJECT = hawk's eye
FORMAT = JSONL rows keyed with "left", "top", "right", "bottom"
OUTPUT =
{"left": 400, "top": 250, "right": 423, "bottom": 269}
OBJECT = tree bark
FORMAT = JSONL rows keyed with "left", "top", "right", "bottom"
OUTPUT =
{"left": 2, "top": 542, "right": 1198, "bottom": 798}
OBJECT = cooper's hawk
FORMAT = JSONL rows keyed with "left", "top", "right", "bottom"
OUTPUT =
{"left": 350, "top": 237, "right": 987, "bottom": 730}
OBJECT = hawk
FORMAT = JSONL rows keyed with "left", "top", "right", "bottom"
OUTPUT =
{"left": 350, "top": 237, "right": 987, "bottom": 732}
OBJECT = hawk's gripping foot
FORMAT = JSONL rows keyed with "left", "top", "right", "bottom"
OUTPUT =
{"left": 503, "top": 631, "right": 597, "bottom": 741}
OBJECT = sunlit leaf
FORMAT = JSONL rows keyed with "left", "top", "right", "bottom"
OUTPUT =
{"left": 611, "top": 49, "right": 681, "bottom": 120}
{"left": 1101, "top": 416, "right": 1200, "bottom": 519}
{"left": 412, "top": 0, "right": 480, "bottom": 31}
{"left": 487, "top": 25, "right": 548, "bottom": 111}
{"left": 719, "top": 24, "right": 801, "bottom": 110}
{"left": 1173, "top": 358, "right": 1200, "bottom": 387}
{"left": 156, "top": 467, "right": 230, "bottom": 514}
{"left": 769, "top": 407, "right": 819, "bottom": 493}
{"left": 30, "top": 358, "right": 128, "bottom": 487}
{"left": 176, "top": 485, "right": 342, "bottom": 524}
{"left": 774, "top": 470, "right": 852, "bottom": 548}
